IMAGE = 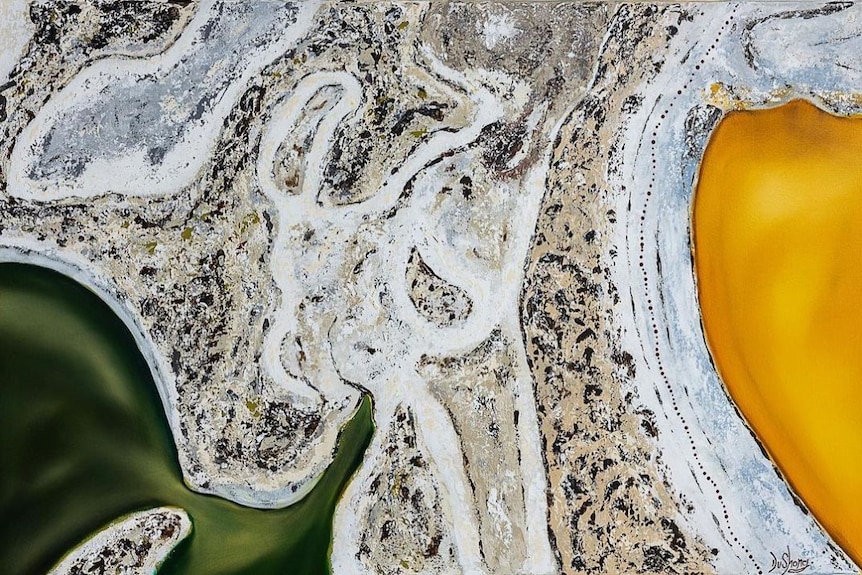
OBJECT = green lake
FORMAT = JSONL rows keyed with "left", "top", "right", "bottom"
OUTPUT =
{"left": 0, "top": 263, "right": 373, "bottom": 574}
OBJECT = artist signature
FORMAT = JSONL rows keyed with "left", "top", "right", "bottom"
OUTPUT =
{"left": 768, "top": 546, "right": 810, "bottom": 574}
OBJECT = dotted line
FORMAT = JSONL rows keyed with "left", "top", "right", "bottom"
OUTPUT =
{"left": 637, "top": 7, "right": 763, "bottom": 575}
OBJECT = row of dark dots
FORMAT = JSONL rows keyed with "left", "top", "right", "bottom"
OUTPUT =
{"left": 637, "top": 8, "right": 763, "bottom": 575}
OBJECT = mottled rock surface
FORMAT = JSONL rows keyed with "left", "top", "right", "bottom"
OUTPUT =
{"left": 1, "top": 2, "right": 857, "bottom": 574}
{"left": 521, "top": 7, "right": 714, "bottom": 572}
{"left": 48, "top": 507, "right": 191, "bottom": 575}
{"left": 353, "top": 406, "right": 459, "bottom": 575}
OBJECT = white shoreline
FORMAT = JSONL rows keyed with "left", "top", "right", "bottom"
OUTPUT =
{"left": 610, "top": 3, "right": 858, "bottom": 572}
{"left": 0, "top": 239, "right": 342, "bottom": 509}
{"left": 47, "top": 506, "right": 192, "bottom": 575}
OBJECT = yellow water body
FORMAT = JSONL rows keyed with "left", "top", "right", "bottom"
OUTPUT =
{"left": 693, "top": 99, "right": 862, "bottom": 566}
{"left": 0, "top": 263, "right": 373, "bottom": 574}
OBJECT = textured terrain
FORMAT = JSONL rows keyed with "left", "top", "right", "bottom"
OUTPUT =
{"left": 48, "top": 508, "right": 191, "bottom": 575}
{"left": 1, "top": 2, "right": 859, "bottom": 574}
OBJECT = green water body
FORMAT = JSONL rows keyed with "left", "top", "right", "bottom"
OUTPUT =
{"left": 0, "top": 263, "right": 373, "bottom": 574}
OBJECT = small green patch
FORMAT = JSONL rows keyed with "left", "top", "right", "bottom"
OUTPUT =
{"left": 181, "top": 227, "right": 193, "bottom": 240}
{"left": 239, "top": 212, "right": 261, "bottom": 234}
{"left": 246, "top": 399, "right": 260, "bottom": 418}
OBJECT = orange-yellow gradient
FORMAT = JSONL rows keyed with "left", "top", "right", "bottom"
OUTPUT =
{"left": 693, "top": 99, "right": 862, "bottom": 566}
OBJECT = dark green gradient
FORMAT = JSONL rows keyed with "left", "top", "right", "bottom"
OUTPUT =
{"left": 0, "top": 263, "right": 372, "bottom": 575}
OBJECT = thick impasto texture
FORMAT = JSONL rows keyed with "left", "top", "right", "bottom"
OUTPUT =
{"left": 0, "top": 2, "right": 859, "bottom": 574}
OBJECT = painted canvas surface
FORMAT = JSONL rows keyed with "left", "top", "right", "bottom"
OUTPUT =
{"left": 0, "top": 2, "right": 860, "bottom": 574}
